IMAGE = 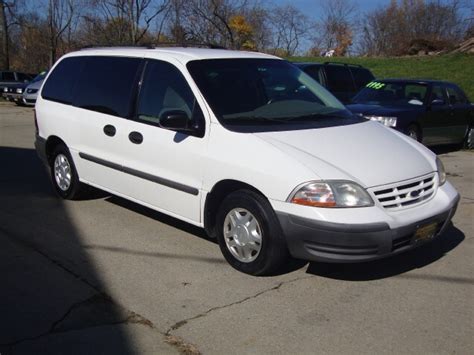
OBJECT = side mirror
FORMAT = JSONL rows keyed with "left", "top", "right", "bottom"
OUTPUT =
{"left": 431, "top": 99, "right": 445, "bottom": 106}
{"left": 159, "top": 110, "right": 194, "bottom": 132}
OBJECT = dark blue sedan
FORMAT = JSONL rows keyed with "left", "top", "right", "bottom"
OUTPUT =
{"left": 347, "top": 79, "right": 473, "bottom": 148}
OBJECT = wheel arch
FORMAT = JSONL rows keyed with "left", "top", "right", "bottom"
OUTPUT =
{"left": 45, "top": 135, "right": 67, "bottom": 163}
{"left": 406, "top": 122, "right": 422, "bottom": 142}
{"left": 203, "top": 179, "right": 267, "bottom": 239}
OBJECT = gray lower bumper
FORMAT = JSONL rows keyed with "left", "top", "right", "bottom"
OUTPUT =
{"left": 277, "top": 194, "right": 460, "bottom": 263}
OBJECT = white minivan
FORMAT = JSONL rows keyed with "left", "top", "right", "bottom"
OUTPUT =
{"left": 35, "top": 47, "right": 460, "bottom": 275}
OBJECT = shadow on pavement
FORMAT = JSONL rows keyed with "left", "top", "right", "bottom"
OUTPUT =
{"left": 105, "top": 195, "right": 309, "bottom": 275}
{"left": 306, "top": 224, "right": 466, "bottom": 282}
{"left": 105, "top": 195, "right": 212, "bottom": 243}
{"left": 0, "top": 146, "right": 138, "bottom": 354}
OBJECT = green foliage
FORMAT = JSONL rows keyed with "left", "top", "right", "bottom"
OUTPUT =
{"left": 290, "top": 54, "right": 474, "bottom": 100}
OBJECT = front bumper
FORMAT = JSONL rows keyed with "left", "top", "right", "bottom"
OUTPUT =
{"left": 277, "top": 193, "right": 460, "bottom": 263}
{"left": 4, "top": 92, "right": 23, "bottom": 102}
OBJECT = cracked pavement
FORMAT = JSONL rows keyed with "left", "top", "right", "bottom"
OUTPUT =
{"left": 0, "top": 102, "right": 473, "bottom": 354}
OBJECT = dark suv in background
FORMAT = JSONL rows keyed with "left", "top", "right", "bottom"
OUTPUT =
{"left": 0, "top": 71, "right": 33, "bottom": 92}
{"left": 294, "top": 62, "right": 375, "bottom": 104}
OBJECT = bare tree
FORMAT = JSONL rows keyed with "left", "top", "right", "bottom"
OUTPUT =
{"left": 0, "top": 0, "right": 9, "bottom": 68}
{"left": 86, "top": 0, "right": 170, "bottom": 45}
{"left": 48, "top": 0, "right": 75, "bottom": 65}
{"left": 316, "top": 0, "right": 356, "bottom": 56}
{"left": 270, "top": 4, "right": 311, "bottom": 56}
{"left": 360, "top": 0, "right": 466, "bottom": 56}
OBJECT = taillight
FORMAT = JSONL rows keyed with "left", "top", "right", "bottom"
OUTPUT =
{"left": 34, "top": 109, "right": 38, "bottom": 135}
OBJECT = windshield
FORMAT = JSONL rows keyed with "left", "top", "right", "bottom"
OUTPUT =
{"left": 31, "top": 71, "right": 48, "bottom": 84}
{"left": 353, "top": 81, "right": 428, "bottom": 106}
{"left": 187, "top": 59, "right": 355, "bottom": 128}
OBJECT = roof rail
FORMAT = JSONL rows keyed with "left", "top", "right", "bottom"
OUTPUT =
{"left": 81, "top": 42, "right": 227, "bottom": 50}
{"left": 323, "top": 61, "right": 363, "bottom": 68}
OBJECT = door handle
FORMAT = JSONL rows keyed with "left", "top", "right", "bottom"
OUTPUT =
{"left": 103, "top": 124, "right": 116, "bottom": 137}
{"left": 129, "top": 131, "right": 143, "bottom": 144}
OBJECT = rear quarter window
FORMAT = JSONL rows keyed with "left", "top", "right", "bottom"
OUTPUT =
{"left": 72, "top": 56, "right": 141, "bottom": 118}
{"left": 351, "top": 68, "right": 375, "bottom": 89}
{"left": 302, "top": 65, "right": 323, "bottom": 83}
{"left": 42, "top": 57, "right": 85, "bottom": 104}
{"left": 324, "top": 65, "right": 354, "bottom": 92}
{"left": 1, "top": 72, "right": 15, "bottom": 81}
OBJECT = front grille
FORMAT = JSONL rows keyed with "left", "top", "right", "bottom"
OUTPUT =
{"left": 370, "top": 173, "right": 437, "bottom": 210}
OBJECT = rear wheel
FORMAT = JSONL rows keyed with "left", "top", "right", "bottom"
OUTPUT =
{"left": 406, "top": 124, "right": 421, "bottom": 142}
{"left": 50, "top": 143, "right": 88, "bottom": 199}
{"left": 216, "top": 190, "right": 289, "bottom": 275}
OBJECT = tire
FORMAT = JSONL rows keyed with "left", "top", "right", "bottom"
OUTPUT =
{"left": 216, "top": 189, "right": 289, "bottom": 276}
{"left": 50, "top": 143, "right": 88, "bottom": 200}
{"left": 464, "top": 126, "right": 473, "bottom": 150}
{"left": 406, "top": 124, "right": 421, "bottom": 142}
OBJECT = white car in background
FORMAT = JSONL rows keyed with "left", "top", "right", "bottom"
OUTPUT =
{"left": 34, "top": 47, "right": 460, "bottom": 275}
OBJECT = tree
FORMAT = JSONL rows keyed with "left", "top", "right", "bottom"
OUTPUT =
{"left": 269, "top": 4, "right": 311, "bottom": 56}
{"left": 0, "top": 0, "right": 9, "bottom": 69}
{"left": 85, "top": 0, "right": 170, "bottom": 46}
{"left": 48, "top": 0, "right": 75, "bottom": 65}
{"left": 316, "top": 0, "right": 355, "bottom": 56}
{"left": 360, "top": 0, "right": 466, "bottom": 56}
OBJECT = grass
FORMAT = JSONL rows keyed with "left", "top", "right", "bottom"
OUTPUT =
{"left": 290, "top": 54, "right": 474, "bottom": 100}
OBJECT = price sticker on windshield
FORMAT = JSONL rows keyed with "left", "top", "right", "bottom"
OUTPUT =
{"left": 366, "top": 82, "right": 386, "bottom": 89}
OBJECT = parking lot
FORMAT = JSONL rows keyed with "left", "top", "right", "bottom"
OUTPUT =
{"left": 0, "top": 101, "right": 473, "bottom": 354}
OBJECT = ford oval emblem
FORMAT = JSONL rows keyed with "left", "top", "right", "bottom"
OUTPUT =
{"left": 410, "top": 190, "right": 421, "bottom": 198}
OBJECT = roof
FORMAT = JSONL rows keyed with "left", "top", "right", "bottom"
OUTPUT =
{"left": 376, "top": 78, "right": 452, "bottom": 85}
{"left": 63, "top": 47, "right": 280, "bottom": 63}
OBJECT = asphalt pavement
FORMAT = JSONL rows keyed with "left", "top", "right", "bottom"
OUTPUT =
{"left": 0, "top": 101, "right": 472, "bottom": 354}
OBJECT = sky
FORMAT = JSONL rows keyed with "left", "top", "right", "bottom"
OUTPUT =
{"left": 273, "top": 0, "right": 392, "bottom": 19}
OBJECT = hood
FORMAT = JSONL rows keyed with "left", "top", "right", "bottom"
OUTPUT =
{"left": 27, "top": 79, "right": 44, "bottom": 90}
{"left": 5, "top": 82, "right": 28, "bottom": 90}
{"left": 347, "top": 103, "right": 422, "bottom": 116}
{"left": 253, "top": 121, "right": 435, "bottom": 188}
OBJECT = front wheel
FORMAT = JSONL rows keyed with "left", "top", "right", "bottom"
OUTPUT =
{"left": 216, "top": 190, "right": 289, "bottom": 275}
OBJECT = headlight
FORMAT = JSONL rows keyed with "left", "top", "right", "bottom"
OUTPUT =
{"left": 16, "top": 88, "right": 23, "bottom": 93}
{"left": 364, "top": 115, "right": 397, "bottom": 127}
{"left": 3, "top": 87, "right": 7, "bottom": 92}
{"left": 436, "top": 157, "right": 446, "bottom": 185}
{"left": 288, "top": 181, "right": 374, "bottom": 208}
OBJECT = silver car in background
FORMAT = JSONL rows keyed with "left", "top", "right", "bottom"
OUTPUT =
{"left": 22, "top": 71, "right": 48, "bottom": 106}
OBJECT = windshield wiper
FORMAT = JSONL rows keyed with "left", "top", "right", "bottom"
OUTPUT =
{"left": 285, "top": 112, "right": 348, "bottom": 121}
{"left": 224, "top": 116, "right": 288, "bottom": 123}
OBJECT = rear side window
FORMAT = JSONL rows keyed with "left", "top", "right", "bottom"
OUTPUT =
{"left": 137, "top": 60, "right": 201, "bottom": 126}
{"left": 446, "top": 85, "right": 468, "bottom": 105}
{"left": 324, "top": 65, "right": 354, "bottom": 92}
{"left": 351, "top": 68, "right": 374, "bottom": 89}
{"left": 1, "top": 72, "right": 15, "bottom": 81}
{"left": 430, "top": 85, "right": 447, "bottom": 103}
{"left": 303, "top": 65, "right": 322, "bottom": 83}
{"left": 42, "top": 57, "right": 85, "bottom": 104}
{"left": 73, "top": 56, "right": 141, "bottom": 118}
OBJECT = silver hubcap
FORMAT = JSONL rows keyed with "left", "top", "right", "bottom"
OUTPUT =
{"left": 223, "top": 208, "right": 262, "bottom": 263}
{"left": 54, "top": 154, "right": 72, "bottom": 191}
